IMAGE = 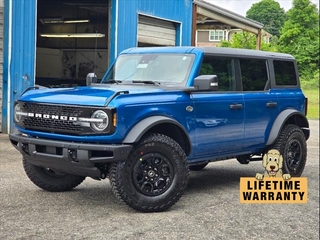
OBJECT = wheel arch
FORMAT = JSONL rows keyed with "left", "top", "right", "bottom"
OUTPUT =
{"left": 266, "top": 109, "right": 310, "bottom": 146}
{"left": 122, "top": 116, "right": 192, "bottom": 156}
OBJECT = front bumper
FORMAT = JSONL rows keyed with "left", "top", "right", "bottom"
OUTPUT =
{"left": 9, "top": 133, "right": 133, "bottom": 179}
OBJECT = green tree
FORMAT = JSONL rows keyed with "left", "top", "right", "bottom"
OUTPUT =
{"left": 279, "top": 0, "right": 319, "bottom": 86}
{"left": 246, "top": 0, "right": 287, "bottom": 37}
{"left": 221, "top": 31, "right": 278, "bottom": 52}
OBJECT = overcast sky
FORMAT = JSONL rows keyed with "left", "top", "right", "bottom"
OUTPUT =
{"left": 204, "top": 0, "right": 319, "bottom": 16}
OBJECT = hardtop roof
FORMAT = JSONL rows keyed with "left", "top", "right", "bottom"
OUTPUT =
{"left": 200, "top": 47, "right": 294, "bottom": 59}
{"left": 122, "top": 46, "right": 295, "bottom": 60}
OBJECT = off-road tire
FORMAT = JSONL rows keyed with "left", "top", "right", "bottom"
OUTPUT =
{"left": 110, "top": 133, "right": 190, "bottom": 212}
{"left": 270, "top": 124, "right": 307, "bottom": 177}
{"left": 23, "top": 159, "right": 86, "bottom": 192}
{"left": 189, "top": 162, "right": 208, "bottom": 171}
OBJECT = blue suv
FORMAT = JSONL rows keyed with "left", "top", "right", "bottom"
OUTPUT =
{"left": 10, "top": 47, "right": 309, "bottom": 212}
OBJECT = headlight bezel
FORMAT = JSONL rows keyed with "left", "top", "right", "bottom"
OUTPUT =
{"left": 90, "top": 110, "right": 109, "bottom": 132}
{"left": 14, "top": 102, "right": 26, "bottom": 123}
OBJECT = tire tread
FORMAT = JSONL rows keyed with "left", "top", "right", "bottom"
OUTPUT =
{"left": 110, "top": 133, "right": 189, "bottom": 212}
{"left": 23, "top": 159, "right": 85, "bottom": 192}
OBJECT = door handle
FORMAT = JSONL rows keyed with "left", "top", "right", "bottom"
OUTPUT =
{"left": 230, "top": 104, "right": 243, "bottom": 109}
{"left": 266, "top": 102, "right": 277, "bottom": 107}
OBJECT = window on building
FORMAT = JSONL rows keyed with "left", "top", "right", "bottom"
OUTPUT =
{"left": 240, "top": 59, "right": 268, "bottom": 91}
{"left": 199, "top": 56, "right": 236, "bottom": 91}
{"left": 209, "top": 30, "right": 225, "bottom": 41}
{"left": 274, "top": 60, "right": 297, "bottom": 86}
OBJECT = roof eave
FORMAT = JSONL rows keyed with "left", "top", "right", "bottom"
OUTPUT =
{"left": 194, "top": 0, "right": 264, "bottom": 29}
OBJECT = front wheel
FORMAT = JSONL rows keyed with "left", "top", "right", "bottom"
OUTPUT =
{"left": 23, "top": 159, "right": 86, "bottom": 192}
{"left": 110, "top": 133, "right": 190, "bottom": 212}
{"left": 270, "top": 124, "right": 307, "bottom": 177}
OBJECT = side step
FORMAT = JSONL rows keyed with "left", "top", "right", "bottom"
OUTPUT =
{"left": 236, "top": 155, "right": 263, "bottom": 164}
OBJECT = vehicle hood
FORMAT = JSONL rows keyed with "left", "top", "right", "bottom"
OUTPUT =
{"left": 19, "top": 85, "right": 166, "bottom": 107}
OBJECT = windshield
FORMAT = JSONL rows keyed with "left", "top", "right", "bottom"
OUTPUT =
{"left": 101, "top": 53, "right": 194, "bottom": 85}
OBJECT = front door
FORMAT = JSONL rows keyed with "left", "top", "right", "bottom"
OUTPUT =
{"left": 191, "top": 55, "right": 244, "bottom": 158}
{"left": 192, "top": 92, "right": 245, "bottom": 157}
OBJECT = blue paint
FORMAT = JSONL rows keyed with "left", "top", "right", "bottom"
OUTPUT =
{"left": 19, "top": 85, "right": 166, "bottom": 106}
{"left": 109, "top": 0, "right": 193, "bottom": 63}
{"left": 3, "top": 0, "right": 36, "bottom": 133}
{"left": 4, "top": 0, "right": 192, "bottom": 133}
{"left": 12, "top": 46, "right": 308, "bottom": 163}
{"left": 2, "top": 0, "right": 11, "bottom": 132}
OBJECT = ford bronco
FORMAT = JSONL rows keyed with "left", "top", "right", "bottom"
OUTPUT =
{"left": 9, "top": 47, "right": 309, "bottom": 212}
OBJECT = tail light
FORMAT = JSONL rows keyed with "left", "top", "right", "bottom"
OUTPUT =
{"left": 305, "top": 98, "right": 308, "bottom": 116}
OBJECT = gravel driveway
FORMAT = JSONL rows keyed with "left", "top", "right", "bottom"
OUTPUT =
{"left": 0, "top": 120, "right": 318, "bottom": 240}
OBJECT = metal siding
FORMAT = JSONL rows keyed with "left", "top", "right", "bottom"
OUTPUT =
{"left": 4, "top": 0, "right": 36, "bottom": 133}
{"left": 0, "top": 1, "right": 5, "bottom": 132}
{"left": 2, "top": 0, "right": 192, "bottom": 132}
{"left": 110, "top": 0, "right": 193, "bottom": 63}
{"left": 109, "top": 0, "right": 117, "bottom": 64}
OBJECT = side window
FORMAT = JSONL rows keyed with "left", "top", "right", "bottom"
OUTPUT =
{"left": 274, "top": 60, "right": 297, "bottom": 85}
{"left": 240, "top": 59, "right": 268, "bottom": 91}
{"left": 199, "top": 56, "right": 236, "bottom": 91}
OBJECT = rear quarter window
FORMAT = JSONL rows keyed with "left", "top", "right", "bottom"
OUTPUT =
{"left": 274, "top": 60, "right": 298, "bottom": 86}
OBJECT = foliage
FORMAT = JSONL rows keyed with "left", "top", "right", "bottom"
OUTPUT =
{"left": 221, "top": 31, "right": 278, "bottom": 52}
{"left": 300, "top": 69, "right": 319, "bottom": 89}
{"left": 279, "top": 0, "right": 319, "bottom": 85}
{"left": 302, "top": 88, "right": 319, "bottom": 119}
{"left": 246, "top": 0, "right": 287, "bottom": 37}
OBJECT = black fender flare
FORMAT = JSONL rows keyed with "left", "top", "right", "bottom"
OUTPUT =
{"left": 122, "top": 116, "right": 192, "bottom": 149}
{"left": 266, "top": 109, "right": 309, "bottom": 146}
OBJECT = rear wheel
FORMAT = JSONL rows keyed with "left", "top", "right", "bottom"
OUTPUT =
{"left": 270, "top": 124, "right": 307, "bottom": 177}
{"left": 110, "top": 133, "right": 189, "bottom": 212}
{"left": 23, "top": 159, "right": 85, "bottom": 192}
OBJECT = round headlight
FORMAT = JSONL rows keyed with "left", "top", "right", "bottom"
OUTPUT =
{"left": 90, "top": 110, "right": 109, "bottom": 132}
{"left": 14, "top": 104, "right": 22, "bottom": 123}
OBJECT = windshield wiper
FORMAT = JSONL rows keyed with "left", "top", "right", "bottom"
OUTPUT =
{"left": 105, "top": 80, "right": 122, "bottom": 84}
{"left": 132, "top": 80, "right": 161, "bottom": 85}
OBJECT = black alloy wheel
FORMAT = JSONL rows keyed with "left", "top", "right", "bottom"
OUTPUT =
{"left": 110, "top": 133, "right": 190, "bottom": 212}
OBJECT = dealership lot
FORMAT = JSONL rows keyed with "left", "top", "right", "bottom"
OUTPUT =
{"left": 0, "top": 120, "right": 318, "bottom": 240}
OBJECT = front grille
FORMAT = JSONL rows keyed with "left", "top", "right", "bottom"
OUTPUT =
{"left": 23, "top": 103, "right": 83, "bottom": 116}
{"left": 16, "top": 101, "right": 115, "bottom": 135}
{"left": 21, "top": 102, "right": 84, "bottom": 134}
{"left": 23, "top": 117, "right": 83, "bottom": 133}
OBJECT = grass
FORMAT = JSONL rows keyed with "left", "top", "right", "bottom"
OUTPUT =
{"left": 302, "top": 88, "right": 319, "bottom": 119}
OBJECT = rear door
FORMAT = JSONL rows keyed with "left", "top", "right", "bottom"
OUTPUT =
{"left": 240, "top": 58, "right": 279, "bottom": 149}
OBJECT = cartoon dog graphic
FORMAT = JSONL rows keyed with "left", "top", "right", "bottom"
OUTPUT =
{"left": 255, "top": 149, "right": 291, "bottom": 180}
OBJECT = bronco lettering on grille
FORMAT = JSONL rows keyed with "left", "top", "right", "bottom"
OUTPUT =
{"left": 27, "top": 113, "right": 77, "bottom": 121}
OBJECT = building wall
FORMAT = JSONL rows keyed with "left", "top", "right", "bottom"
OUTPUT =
{"left": 196, "top": 30, "right": 224, "bottom": 47}
{"left": 2, "top": 0, "right": 37, "bottom": 133}
{"left": 2, "top": 0, "right": 193, "bottom": 133}
{"left": 196, "top": 29, "right": 272, "bottom": 47}
{"left": 109, "top": 0, "right": 193, "bottom": 63}
{"left": 0, "top": 0, "right": 4, "bottom": 131}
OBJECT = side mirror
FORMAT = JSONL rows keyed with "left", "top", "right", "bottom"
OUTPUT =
{"left": 194, "top": 75, "right": 218, "bottom": 91}
{"left": 86, "top": 73, "right": 97, "bottom": 86}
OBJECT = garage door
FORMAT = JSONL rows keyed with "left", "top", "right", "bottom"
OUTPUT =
{"left": 138, "top": 15, "right": 176, "bottom": 46}
{"left": 0, "top": 2, "right": 4, "bottom": 132}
